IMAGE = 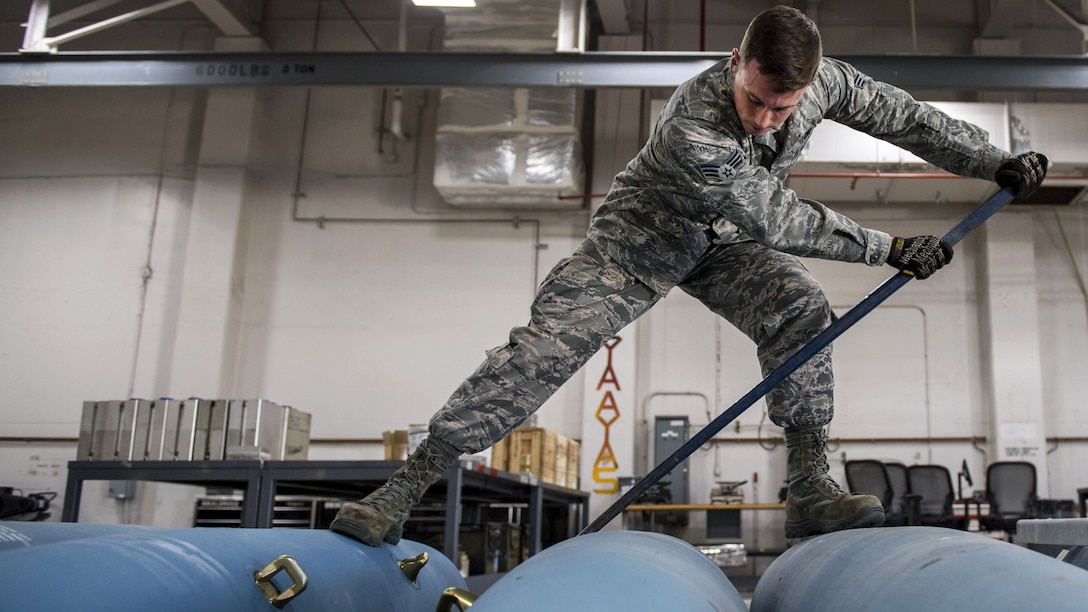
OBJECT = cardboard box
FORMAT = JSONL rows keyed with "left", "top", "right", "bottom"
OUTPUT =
{"left": 383, "top": 430, "right": 409, "bottom": 460}
{"left": 509, "top": 427, "right": 558, "bottom": 484}
{"left": 491, "top": 435, "right": 509, "bottom": 472}
{"left": 567, "top": 439, "right": 580, "bottom": 490}
{"left": 485, "top": 427, "right": 581, "bottom": 488}
{"left": 555, "top": 435, "right": 569, "bottom": 488}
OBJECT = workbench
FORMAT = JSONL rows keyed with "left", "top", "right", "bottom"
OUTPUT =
{"left": 62, "top": 459, "right": 589, "bottom": 565}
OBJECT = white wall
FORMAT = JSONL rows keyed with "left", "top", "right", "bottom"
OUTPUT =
{"left": 1, "top": 2, "right": 1086, "bottom": 554}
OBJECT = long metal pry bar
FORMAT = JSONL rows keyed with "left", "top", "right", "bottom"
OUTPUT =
{"left": 581, "top": 187, "right": 1015, "bottom": 535}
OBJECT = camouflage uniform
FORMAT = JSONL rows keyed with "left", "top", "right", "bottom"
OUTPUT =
{"left": 431, "top": 57, "right": 1010, "bottom": 452}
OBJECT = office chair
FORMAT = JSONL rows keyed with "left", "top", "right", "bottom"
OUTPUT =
{"left": 884, "top": 462, "right": 921, "bottom": 526}
{"left": 845, "top": 460, "right": 914, "bottom": 526}
{"left": 907, "top": 464, "right": 964, "bottom": 529}
{"left": 845, "top": 460, "right": 893, "bottom": 509}
{"left": 983, "top": 461, "right": 1038, "bottom": 535}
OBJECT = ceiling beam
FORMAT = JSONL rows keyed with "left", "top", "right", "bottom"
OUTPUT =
{"left": 1, "top": 51, "right": 1087, "bottom": 90}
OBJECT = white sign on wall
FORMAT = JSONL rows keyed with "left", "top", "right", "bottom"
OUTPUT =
{"left": 581, "top": 335, "right": 636, "bottom": 526}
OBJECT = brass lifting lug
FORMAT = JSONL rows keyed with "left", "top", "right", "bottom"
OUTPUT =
{"left": 437, "top": 587, "right": 478, "bottom": 611}
{"left": 254, "top": 554, "right": 309, "bottom": 608}
{"left": 397, "top": 551, "right": 429, "bottom": 583}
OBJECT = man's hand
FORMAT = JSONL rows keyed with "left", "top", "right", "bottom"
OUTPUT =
{"left": 886, "top": 236, "right": 953, "bottom": 280}
{"left": 996, "top": 151, "right": 1048, "bottom": 199}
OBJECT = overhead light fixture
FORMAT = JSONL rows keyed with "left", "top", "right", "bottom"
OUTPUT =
{"left": 412, "top": 0, "right": 476, "bottom": 6}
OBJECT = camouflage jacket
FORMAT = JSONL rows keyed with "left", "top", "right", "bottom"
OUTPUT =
{"left": 587, "top": 56, "right": 1010, "bottom": 295}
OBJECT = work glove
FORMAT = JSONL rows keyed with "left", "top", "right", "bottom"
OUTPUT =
{"left": 995, "top": 151, "right": 1048, "bottom": 199}
{"left": 886, "top": 235, "right": 953, "bottom": 280}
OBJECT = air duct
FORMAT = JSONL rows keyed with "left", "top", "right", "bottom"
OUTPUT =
{"left": 432, "top": 0, "right": 586, "bottom": 209}
{"left": 787, "top": 101, "right": 1088, "bottom": 206}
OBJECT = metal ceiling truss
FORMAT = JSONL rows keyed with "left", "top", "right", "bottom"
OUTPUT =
{"left": 1, "top": 50, "right": 1087, "bottom": 90}
{"left": 9, "top": 0, "right": 1087, "bottom": 90}
{"left": 1042, "top": 0, "right": 1088, "bottom": 54}
{"left": 20, "top": 0, "right": 256, "bottom": 54}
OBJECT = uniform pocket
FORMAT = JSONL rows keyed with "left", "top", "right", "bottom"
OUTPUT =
{"left": 485, "top": 343, "right": 515, "bottom": 368}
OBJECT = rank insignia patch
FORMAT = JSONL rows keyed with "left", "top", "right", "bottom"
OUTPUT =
{"left": 698, "top": 149, "right": 744, "bottom": 181}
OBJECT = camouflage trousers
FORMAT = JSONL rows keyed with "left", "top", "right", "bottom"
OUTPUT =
{"left": 430, "top": 239, "right": 835, "bottom": 454}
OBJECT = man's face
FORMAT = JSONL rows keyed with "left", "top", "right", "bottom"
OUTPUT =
{"left": 731, "top": 49, "right": 807, "bottom": 137}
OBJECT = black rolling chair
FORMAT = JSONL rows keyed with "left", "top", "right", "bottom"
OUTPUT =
{"left": 983, "top": 461, "right": 1038, "bottom": 535}
{"left": 845, "top": 460, "right": 893, "bottom": 509}
{"left": 908, "top": 464, "right": 964, "bottom": 529}
{"left": 884, "top": 462, "right": 921, "bottom": 526}
{"left": 845, "top": 459, "right": 920, "bottom": 526}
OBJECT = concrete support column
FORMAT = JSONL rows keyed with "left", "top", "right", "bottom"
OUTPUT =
{"left": 168, "top": 37, "right": 264, "bottom": 397}
{"left": 979, "top": 213, "right": 1049, "bottom": 494}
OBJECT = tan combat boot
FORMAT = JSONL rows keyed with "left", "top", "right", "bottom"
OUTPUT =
{"left": 330, "top": 435, "right": 461, "bottom": 546}
{"left": 784, "top": 425, "right": 885, "bottom": 538}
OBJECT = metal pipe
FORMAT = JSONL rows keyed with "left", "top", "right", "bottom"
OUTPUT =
{"left": 750, "top": 526, "right": 1088, "bottom": 611}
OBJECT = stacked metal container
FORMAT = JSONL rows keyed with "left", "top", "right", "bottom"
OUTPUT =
{"left": 76, "top": 398, "right": 311, "bottom": 462}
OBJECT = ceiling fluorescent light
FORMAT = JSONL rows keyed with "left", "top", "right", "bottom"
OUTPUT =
{"left": 412, "top": 0, "right": 476, "bottom": 6}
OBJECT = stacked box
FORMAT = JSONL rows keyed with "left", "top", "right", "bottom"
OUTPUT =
{"left": 483, "top": 427, "right": 581, "bottom": 488}
{"left": 567, "top": 439, "right": 580, "bottom": 490}
{"left": 490, "top": 435, "right": 509, "bottom": 472}
{"left": 193, "top": 399, "right": 231, "bottom": 461}
{"left": 76, "top": 401, "right": 101, "bottom": 460}
{"left": 282, "top": 407, "right": 311, "bottom": 460}
{"left": 383, "top": 430, "right": 409, "bottom": 460}
{"left": 76, "top": 400, "right": 140, "bottom": 461}
{"left": 163, "top": 398, "right": 207, "bottom": 461}
{"left": 225, "top": 399, "right": 311, "bottom": 461}
{"left": 135, "top": 398, "right": 178, "bottom": 460}
{"left": 117, "top": 399, "right": 148, "bottom": 461}
{"left": 76, "top": 398, "right": 310, "bottom": 462}
{"left": 555, "top": 435, "right": 569, "bottom": 488}
{"left": 507, "top": 428, "right": 555, "bottom": 484}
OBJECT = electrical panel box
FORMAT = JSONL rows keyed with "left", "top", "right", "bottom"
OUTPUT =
{"left": 654, "top": 416, "right": 690, "bottom": 506}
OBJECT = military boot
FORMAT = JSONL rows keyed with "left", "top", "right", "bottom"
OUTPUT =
{"left": 784, "top": 425, "right": 884, "bottom": 538}
{"left": 331, "top": 435, "right": 461, "bottom": 546}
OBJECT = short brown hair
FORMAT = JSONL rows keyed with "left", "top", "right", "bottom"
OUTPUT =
{"left": 738, "top": 5, "right": 822, "bottom": 92}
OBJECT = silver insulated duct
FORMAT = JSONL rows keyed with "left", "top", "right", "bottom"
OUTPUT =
{"left": 433, "top": 0, "right": 586, "bottom": 209}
